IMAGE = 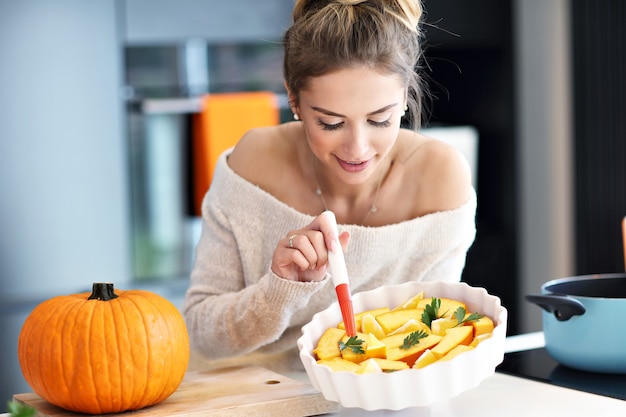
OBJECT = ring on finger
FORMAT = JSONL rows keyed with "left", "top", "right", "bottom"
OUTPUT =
{"left": 288, "top": 234, "right": 299, "bottom": 249}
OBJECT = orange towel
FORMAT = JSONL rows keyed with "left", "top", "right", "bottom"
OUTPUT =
{"left": 192, "top": 91, "right": 279, "bottom": 216}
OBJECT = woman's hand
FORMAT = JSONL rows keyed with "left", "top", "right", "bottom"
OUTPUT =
{"left": 271, "top": 213, "right": 350, "bottom": 282}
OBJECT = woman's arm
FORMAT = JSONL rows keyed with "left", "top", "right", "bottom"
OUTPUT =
{"left": 182, "top": 198, "right": 330, "bottom": 360}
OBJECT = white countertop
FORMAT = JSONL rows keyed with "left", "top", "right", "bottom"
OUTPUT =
{"left": 332, "top": 372, "right": 626, "bottom": 417}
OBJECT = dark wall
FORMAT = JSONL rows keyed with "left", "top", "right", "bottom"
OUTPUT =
{"left": 571, "top": 0, "right": 626, "bottom": 274}
{"left": 422, "top": 0, "right": 518, "bottom": 333}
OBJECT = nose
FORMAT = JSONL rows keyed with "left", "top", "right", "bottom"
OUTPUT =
{"left": 343, "top": 124, "right": 370, "bottom": 158}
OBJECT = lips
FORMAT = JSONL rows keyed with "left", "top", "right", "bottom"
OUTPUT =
{"left": 336, "top": 156, "right": 372, "bottom": 173}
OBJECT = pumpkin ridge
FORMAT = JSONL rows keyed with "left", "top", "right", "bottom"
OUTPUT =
{"left": 134, "top": 295, "right": 168, "bottom": 406}
{"left": 94, "top": 297, "right": 114, "bottom": 412}
{"left": 159, "top": 294, "right": 190, "bottom": 402}
{"left": 124, "top": 292, "right": 152, "bottom": 409}
{"left": 21, "top": 297, "right": 76, "bottom": 410}
{"left": 140, "top": 293, "right": 169, "bottom": 408}
{"left": 106, "top": 291, "right": 135, "bottom": 412}
{"left": 78, "top": 294, "right": 100, "bottom": 414}
{"left": 110, "top": 294, "right": 129, "bottom": 412}
{"left": 126, "top": 291, "right": 188, "bottom": 408}
{"left": 118, "top": 293, "right": 143, "bottom": 410}
{"left": 141, "top": 294, "right": 185, "bottom": 405}
{"left": 36, "top": 299, "right": 72, "bottom": 407}
{"left": 57, "top": 297, "right": 84, "bottom": 411}
{"left": 18, "top": 299, "right": 48, "bottom": 400}
{"left": 17, "top": 299, "right": 40, "bottom": 396}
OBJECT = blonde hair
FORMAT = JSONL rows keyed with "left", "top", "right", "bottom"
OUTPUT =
{"left": 284, "top": 0, "right": 425, "bottom": 128}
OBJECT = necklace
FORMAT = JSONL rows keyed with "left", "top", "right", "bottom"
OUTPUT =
{"left": 312, "top": 156, "right": 385, "bottom": 224}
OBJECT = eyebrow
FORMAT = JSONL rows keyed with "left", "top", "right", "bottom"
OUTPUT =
{"left": 310, "top": 103, "right": 399, "bottom": 118}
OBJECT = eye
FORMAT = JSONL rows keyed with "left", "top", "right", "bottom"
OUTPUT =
{"left": 369, "top": 119, "right": 392, "bottom": 128}
{"left": 317, "top": 120, "right": 344, "bottom": 131}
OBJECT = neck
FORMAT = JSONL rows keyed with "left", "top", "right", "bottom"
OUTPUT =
{"left": 312, "top": 154, "right": 387, "bottom": 223}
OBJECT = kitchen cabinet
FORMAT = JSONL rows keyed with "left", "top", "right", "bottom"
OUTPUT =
{"left": 571, "top": 0, "right": 626, "bottom": 275}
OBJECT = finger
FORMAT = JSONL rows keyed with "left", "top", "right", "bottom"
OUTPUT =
{"left": 315, "top": 211, "right": 340, "bottom": 252}
{"left": 291, "top": 250, "right": 315, "bottom": 271}
{"left": 286, "top": 232, "right": 323, "bottom": 270}
{"left": 306, "top": 229, "right": 328, "bottom": 269}
{"left": 338, "top": 231, "right": 350, "bottom": 253}
{"left": 287, "top": 234, "right": 298, "bottom": 249}
{"left": 272, "top": 243, "right": 316, "bottom": 280}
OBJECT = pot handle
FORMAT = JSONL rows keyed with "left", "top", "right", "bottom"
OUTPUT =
{"left": 524, "top": 293, "right": 586, "bottom": 321}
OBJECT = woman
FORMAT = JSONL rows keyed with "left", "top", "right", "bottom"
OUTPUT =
{"left": 183, "top": 0, "right": 476, "bottom": 372}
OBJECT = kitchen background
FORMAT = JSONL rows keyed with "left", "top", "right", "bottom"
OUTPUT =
{"left": 1, "top": 0, "right": 624, "bottom": 409}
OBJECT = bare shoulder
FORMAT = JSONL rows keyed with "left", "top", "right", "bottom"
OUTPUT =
{"left": 398, "top": 130, "right": 473, "bottom": 213}
{"left": 227, "top": 124, "right": 291, "bottom": 187}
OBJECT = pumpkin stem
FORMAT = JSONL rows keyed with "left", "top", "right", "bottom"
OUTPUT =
{"left": 88, "top": 282, "right": 119, "bottom": 301}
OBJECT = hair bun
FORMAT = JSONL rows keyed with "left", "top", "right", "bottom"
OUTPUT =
{"left": 335, "top": 0, "right": 422, "bottom": 32}
{"left": 336, "top": 0, "right": 368, "bottom": 5}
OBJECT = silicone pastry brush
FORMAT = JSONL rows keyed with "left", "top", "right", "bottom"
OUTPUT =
{"left": 322, "top": 210, "right": 357, "bottom": 337}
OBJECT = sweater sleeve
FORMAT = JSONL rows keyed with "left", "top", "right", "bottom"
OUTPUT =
{"left": 182, "top": 156, "right": 329, "bottom": 360}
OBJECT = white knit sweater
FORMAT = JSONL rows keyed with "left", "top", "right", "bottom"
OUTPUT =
{"left": 183, "top": 149, "right": 477, "bottom": 371}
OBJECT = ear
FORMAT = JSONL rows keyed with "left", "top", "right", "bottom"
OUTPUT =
{"left": 284, "top": 80, "right": 299, "bottom": 114}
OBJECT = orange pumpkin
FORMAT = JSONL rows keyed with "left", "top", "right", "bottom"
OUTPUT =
{"left": 18, "top": 282, "right": 190, "bottom": 414}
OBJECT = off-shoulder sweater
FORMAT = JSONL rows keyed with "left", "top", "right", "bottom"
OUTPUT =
{"left": 182, "top": 149, "right": 477, "bottom": 371}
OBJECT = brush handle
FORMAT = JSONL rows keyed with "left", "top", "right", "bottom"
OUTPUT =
{"left": 323, "top": 211, "right": 349, "bottom": 287}
{"left": 322, "top": 211, "right": 356, "bottom": 336}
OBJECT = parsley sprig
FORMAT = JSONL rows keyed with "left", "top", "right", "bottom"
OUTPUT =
{"left": 7, "top": 401, "right": 35, "bottom": 417}
{"left": 400, "top": 330, "right": 428, "bottom": 349}
{"left": 453, "top": 307, "right": 484, "bottom": 326}
{"left": 339, "top": 336, "right": 365, "bottom": 354}
{"left": 421, "top": 297, "right": 442, "bottom": 328}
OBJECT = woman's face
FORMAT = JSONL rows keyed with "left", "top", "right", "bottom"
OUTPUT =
{"left": 295, "top": 66, "right": 407, "bottom": 186}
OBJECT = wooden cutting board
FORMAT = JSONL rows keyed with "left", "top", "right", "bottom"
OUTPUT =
{"left": 13, "top": 366, "right": 339, "bottom": 417}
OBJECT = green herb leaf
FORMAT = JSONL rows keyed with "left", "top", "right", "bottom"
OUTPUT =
{"left": 421, "top": 297, "right": 441, "bottom": 328}
{"left": 7, "top": 401, "right": 36, "bottom": 417}
{"left": 339, "top": 336, "right": 365, "bottom": 354}
{"left": 400, "top": 330, "right": 428, "bottom": 349}
{"left": 453, "top": 307, "right": 466, "bottom": 324}
{"left": 464, "top": 312, "right": 485, "bottom": 323}
{"left": 453, "top": 307, "right": 485, "bottom": 326}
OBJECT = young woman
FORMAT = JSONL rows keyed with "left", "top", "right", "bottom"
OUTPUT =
{"left": 183, "top": 0, "right": 476, "bottom": 371}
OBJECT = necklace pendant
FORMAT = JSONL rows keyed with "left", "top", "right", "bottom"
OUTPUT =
{"left": 370, "top": 205, "right": 378, "bottom": 213}
{"left": 316, "top": 187, "right": 322, "bottom": 196}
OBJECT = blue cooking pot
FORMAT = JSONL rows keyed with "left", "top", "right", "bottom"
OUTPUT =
{"left": 525, "top": 273, "right": 626, "bottom": 374}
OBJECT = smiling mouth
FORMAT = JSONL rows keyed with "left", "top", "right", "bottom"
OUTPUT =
{"left": 336, "top": 157, "right": 372, "bottom": 172}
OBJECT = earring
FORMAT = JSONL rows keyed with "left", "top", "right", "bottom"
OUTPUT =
{"left": 293, "top": 113, "right": 300, "bottom": 121}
